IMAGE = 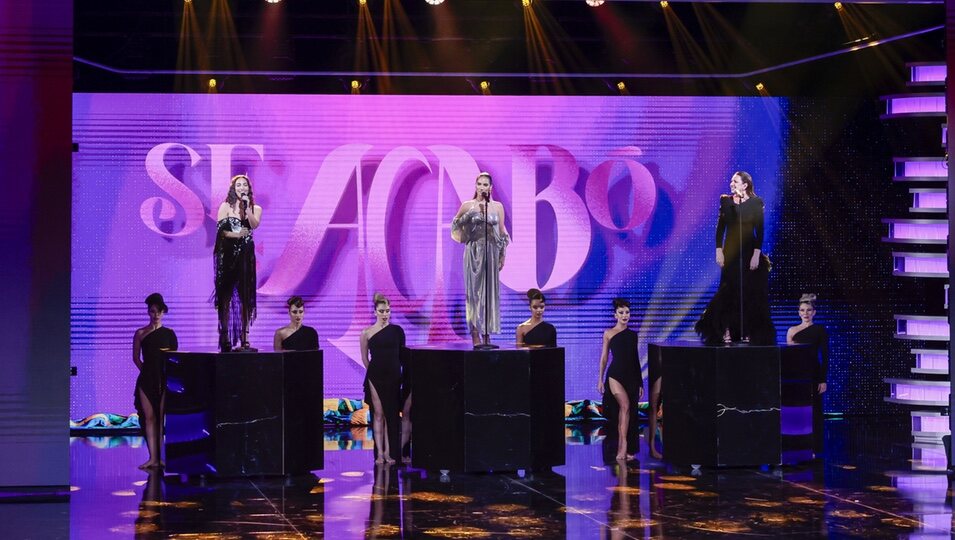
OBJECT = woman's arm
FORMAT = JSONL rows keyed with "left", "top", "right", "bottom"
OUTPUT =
{"left": 749, "top": 201, "right": 765, "bottom": 270}
{"left": 715, "top": 196, "right": 728, "bottom": 267}
{"left": 496, "top": 202, "right": 510, "bottom": 269}
{"left": 132, "top": 329, "right": 143, "bottom": 370}
{"left": 516, "top": 324, "right": 525, "bottom": 346}
{"left": 785, "top": 326, "right": 796, "bottom": 345}
{"left": 247, "top": 205, "right": 263, "bottom": 230}
{"left": 596, "top": 331, "right": 610, "bottom": 394}
{"left": 273, "top": 328, "right": 284, "bottom": 352}
{"left": 359, "top": 329, "right": 370, "bottom": 370}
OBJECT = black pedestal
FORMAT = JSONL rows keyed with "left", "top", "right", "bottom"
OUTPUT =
{"left": 780, "top": 344, "right": 817, "bottom": 462}
{"left": 409, "top": 344, "right": 565, "bottom": 472}
{"left": 652, "top": 342, "right": 782, "bottom": 467}
{"left": 164, "top": 350, "right": 324, "bottom": 476}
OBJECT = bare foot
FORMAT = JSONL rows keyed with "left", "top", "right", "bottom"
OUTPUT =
{"left": 375, "top": 456, "right": 384, "bottom": 464}
{"left": 138, "top": 461, "right": 159, "bottom": 470}
{"left": 615, "top": 453, "right": 627, "bottom": 461}
{"left": 384, "top": 456, "right": 396, "bottom": 464}
{"left": 650, "top": 448, "right": 663, "bottom": 460}
{"left": 401, "top": 456, "right": 411, "bottom": 465}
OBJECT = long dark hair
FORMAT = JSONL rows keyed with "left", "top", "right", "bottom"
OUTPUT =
{"left": 225, "top": 174, "right": 256, "bottom": 209}
{"left": 733, "top": 171, "right": 756, "bottom": 198}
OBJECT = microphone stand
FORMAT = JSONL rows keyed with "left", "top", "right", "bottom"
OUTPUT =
{"left": 474, "top": 195, "right": 499, "bottom": 350}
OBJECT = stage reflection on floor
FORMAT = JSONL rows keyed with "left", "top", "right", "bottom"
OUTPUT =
{"left": 60, "top": 418, "right": 954, "bottom": 539}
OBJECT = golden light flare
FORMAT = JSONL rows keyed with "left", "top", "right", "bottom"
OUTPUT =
{"left": 421, "top": 526, "right": 493, "bottom": 539}
{"left": 606, "top": 486, "right": 642, "bottom": 494}
{"left": 485, "top": 503, "right": 527, "bottom": 513}
{"left": 654, "top": 482, "right": 695, "bottom": 490}
{"left": 658, "top": 475, "right": 697, "bottom": 482}
{"left": 787, "top": 496, "right": 825, "bottom": 506}
{"left": 744, "top": 499, "right": 783, "bottom": 508}
{"left": 111, "top": 490, "right": 137, "bottom": 496}
{"left": 488, "top": 515, "right": 548, "bottom": 528}
{"left": 830, "top": 509, "right": 873, "bottom": 518}
{"left": 689, "top": 490, "right": 719, "bottom": 498}
{"left": 686, "top": 519, "right": 751, "bottom": 534}
{"left": 408, "top": 491, "right": 474, "bottom": 504}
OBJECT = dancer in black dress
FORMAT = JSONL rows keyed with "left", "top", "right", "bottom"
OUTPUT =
{"left": 786, "top": 293, "right": 829, "bottom": 454}
{"left": 516, "top": 288, "right": 557, "bottom": 347}
{"left": 360, "top": 293, "right": 406, "bottom": 464}
{"left": 273, "top": 296, "right": 319, "bottom": 351}
{"left": 597, "top": 298, "right": 643, "bottom": 461}
{"left": 695, "top": 171, "right": 775, "bottom": 345}
{"left": 214, "top": 174, "right": 262, "bottom": 352}
{"left": 133, "top": 293, "right": 178, "bottom": 470}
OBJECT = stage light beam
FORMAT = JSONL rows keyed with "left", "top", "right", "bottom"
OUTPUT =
{"left": 522, "top": 0, "right": 532, "bottom": 7}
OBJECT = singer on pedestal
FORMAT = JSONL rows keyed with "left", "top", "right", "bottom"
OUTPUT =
{"left": 695, "top": 171, "right": 774, "bottom": 346}
{"left": 451, "top": 172, "right": 511, "bottom": 348}
{"left": 214, "top": 174, "right": 262, "bottom": 352}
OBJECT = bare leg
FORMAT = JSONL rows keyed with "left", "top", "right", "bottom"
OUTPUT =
{"left": 471, "top": 329, "right": 480, "bottom": 346}
{"left": 367, "top": 382, "right": 392, "bottom": 464}
{"left": 138, "top": 388, "right": 160, "bottom": 469}
{"left": 158, "top": 392, "right": 166, "bottom": 467}
{"left": 400, "top": 394, "right": 412, "bottom": 464}
{"left": 241, "top": 305, "right": 250, "bottom": 347}
{"left": 608, "top": 377, "right": 632, "bottom": 461}
{"left": 647, "top": 378, "right": 662, "bottom": 459}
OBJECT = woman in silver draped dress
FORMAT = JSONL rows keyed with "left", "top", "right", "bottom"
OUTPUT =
{"left": 451, "top": 172, "right": 511, "bottom": 346}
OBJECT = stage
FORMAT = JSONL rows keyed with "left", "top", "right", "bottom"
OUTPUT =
{"left": 29, "top": 416, "right": 951, "bottom": 539}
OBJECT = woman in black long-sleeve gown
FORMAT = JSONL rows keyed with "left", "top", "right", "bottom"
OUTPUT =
{"left": 695, "top": 171, "right": 775, "bottom": 345}
{"left": 516, "top": 288, "right": 557, "bottom": 347}
{"left": 787, "top": 293, "right": 829, "bottom": 455}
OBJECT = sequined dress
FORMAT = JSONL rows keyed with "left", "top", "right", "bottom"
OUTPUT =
{"left": 451, "top": 205, "right": 510, "bottom": 335}
{"left": 214, "top": 216, "right": 256, "bottom": 348}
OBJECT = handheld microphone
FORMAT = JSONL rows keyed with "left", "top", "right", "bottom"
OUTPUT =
{"left": 482, "top": 192, "right": 489, "bottom": 202}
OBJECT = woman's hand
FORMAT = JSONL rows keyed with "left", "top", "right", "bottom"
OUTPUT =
{"left": 817, "top": 383, "right": 827, "bottom": 394}
{"left": 749, "top": 252, "right": 759, "bottom": 270}
{"left": 597, "top": 380, "right": 604, "bottom": 394}
{"left": 239, "top": 228, "right": 251, "bottom": 238}
{"left": 499, "top": 256, "right": 505, "bottom": 270}
{"left": 716, "top": 248, "right": 724, "bottom": 268}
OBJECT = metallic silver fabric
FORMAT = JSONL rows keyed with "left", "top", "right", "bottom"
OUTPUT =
{"left": 452, "top": 207, "right": 510, "bottom": 335}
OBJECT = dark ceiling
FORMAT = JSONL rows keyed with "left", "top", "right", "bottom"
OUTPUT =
{"left": 73, "top": 0, "right": 944, "bottom": 96}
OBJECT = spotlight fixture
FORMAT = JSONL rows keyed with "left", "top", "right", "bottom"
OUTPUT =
{"left": 480, "top": 81, "right": 490, "bottom": 91}
{"left": 351, "top": 80, "right": 361, "bottom": 90}
{"left": 265, "top": 0, "right": 282, "bottom": 3}
{"left": 359, "top": 0, "right": 367, "bottom": 5}
{"left": 522, "top": 0, "right": 532, "bottom": 7}
{"left": 585, "top": 0, "right": 605, "bottom": 6}
{"left": 616, "top": 81, "right": 626, "bottom": 91}
{"left": 425, "top": 0, "right": 445, "bottom": 4}
{"left": 208, "top": 78, "right": 217, "bottom": 89}
{"left": 834, "top": 1, "right": 843, "bottom": 9}
{"left": 660, "top": 0, "right": 669, "bottom": 7}
{"left": 184, "top": 0, "right": 192, "bottom": 3}
{"left": 755, "top": 82, "right": 765, "bottom": 91}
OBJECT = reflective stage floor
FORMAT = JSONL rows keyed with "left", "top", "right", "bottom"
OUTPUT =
{"left": 7, "top": 416, "right": 955, "bottom": 539}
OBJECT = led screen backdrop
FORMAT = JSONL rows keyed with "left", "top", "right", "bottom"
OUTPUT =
{"left": 71, "top": 93, "right": 786, "bottom": 417}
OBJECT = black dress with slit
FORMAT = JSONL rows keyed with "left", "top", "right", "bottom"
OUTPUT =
{"left": 214, "top": 216, "right": 256, "bottom": 349}
{"left": 602, "top": 328, "right": 642, "bottom": 456}
{"left": 791, "top": 324, "right": 829, "bottom": 453}
{"left": 522, "top": 322, "right": 557, "bottom": 347}
{"left": 695, "top": 195, "right": 775, "bottom": 345}
{"left": 134, "top": 326, "right": 178, "bottom": 420}
{"left": 364, "top": 324, "right": 405, "bottom": 460}
{"left": 281, "top": 325, "right": 319, "bottom": 351}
